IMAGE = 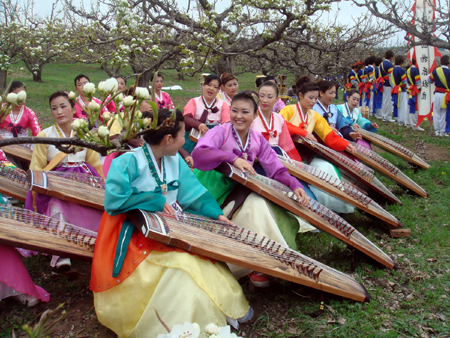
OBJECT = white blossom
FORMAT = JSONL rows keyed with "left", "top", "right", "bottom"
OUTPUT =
{"left": 104, "top": 78, "right": 119, "bottom": 93}
{"left": 98, "top": 125, "right": 110, "bottom": 138}
{"left": 82, "top": 83, "right": 96, "bottom": 96}
{"left": 122, "top": 95, "right": 135, "bottom": 107}
{"left": 88, "top": 101, "right": 101, "bottom": 111}
{"left": 6, "top": 93, "right": 18, "bottom": 103}
{"left": 16, "top": 90, "right": 27, "bottom": 103}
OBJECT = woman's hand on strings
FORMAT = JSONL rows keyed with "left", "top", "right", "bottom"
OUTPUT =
{"left": 371, "top": 122, "right": 379, "bottom": 129}
{"left": 346, "top": 144, "right": 358, "bottom": 155}
{"left": 353, "top": 123, "right": 360, "bottom": 129}
{"left": 198, "top": 123, "right": 209, "bottom": 134}
{"left": 13, "top": 167, "right": 26, "bottom": 175}
{"left": 293, "top": 187, "right": 310, "bottom": 207}
{"left": 218, "top": 215, "right": 236, "bottom": 227}
{"left": 304, "top": 132, "right": 317, "bottom": 142}
{"left": 349, "top": 131, "right": 362, "bottom": 140}
{"left": 233, "top": 158, "right": 256, "bottom": 175}
{"left": 163, "top": 202, "right": 176, "bottom": 215}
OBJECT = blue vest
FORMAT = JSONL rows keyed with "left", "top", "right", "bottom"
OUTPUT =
{"left": 380, "top": 60, "right": 394, "bottom": 87}
{"left": 432, "top": 67, "right": 450, "bottom": 91}
{"left": 407, "top": 66, "right": 420, "bottom": 85}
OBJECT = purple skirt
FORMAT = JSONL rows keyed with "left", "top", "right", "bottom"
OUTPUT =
{"left": 21, "top": 163, "right": 103, "bottom": 258}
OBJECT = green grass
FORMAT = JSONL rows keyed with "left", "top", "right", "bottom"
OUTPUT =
{"left": 2, "top": 62, "right": 450, "bottom": 337}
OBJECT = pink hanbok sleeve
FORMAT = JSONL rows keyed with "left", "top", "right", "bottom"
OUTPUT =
{"left": 106, "top": 100, "right": 117, "bottom": 113}
{"left": 273, "top": 98, "right": 286, "bottom": 112}
{"left": 25, "top": 107, "right": 42, "bottom": 136}
{"left": 220, "top": 102, "right": 230, "bottom": 124}
{"left": 256, "top": 133, "right": 303, "bottom": 191}
{"left": 183, "top": 98, "right": 197, "bottom": 117}
{"left": 278, "top": 120, "right": 302, "bottom": 162}
{"left": 192, "top": 126, "right": 238, "bottom": 171}
{"left": 163, "top": 92, "right": 175, "bottom": 109}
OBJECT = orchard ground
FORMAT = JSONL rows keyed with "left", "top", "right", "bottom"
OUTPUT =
{"left": 1, "top": 63, "right": 449, "bottom": 337}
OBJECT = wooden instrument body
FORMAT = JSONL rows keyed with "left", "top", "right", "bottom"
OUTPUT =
{"left": 0, "top": 205, "right": 95, "bottom": 260}
{"left": 355, "top": 128, "right": 430, "bottom": 169}
{"left": 347, "top": 142, "right": 428, "bottom": 197}
{"left": 0, "top": 163, "right": 29, "bottom": 201}
{"left": 2, "top": 144, "right": 33, "bottom": 164}
{"left": 278, "top": 156, "right": 402, "bottom": 228}
{"left": 215, "top": 162, "right": 395, "bottom": 269}
{"left": 27, "top": 170, "right": 105, "bottom": 210}
{"left": 293, "top": 135, "right": 401, "bottom": 204}
{"left": 127, "top": 209, "right": 371, "bottom": 302}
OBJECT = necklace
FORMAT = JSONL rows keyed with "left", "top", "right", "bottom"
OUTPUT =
{"left": 231, "top": 125, "right": 251, "bottom": 160}
{"left": 296, "top": 102, "right": 308, "bottom": 127}
{"left": 258, "top": 108, "right": 277, "bottom": 139}
{"left": 142, "top": 145, "right": 168, "bottom": 195}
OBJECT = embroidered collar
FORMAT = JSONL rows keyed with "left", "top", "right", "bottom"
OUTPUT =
{"left": 223, "top": 91, "right": 232, "bottom": 106}
{"left": 296, "top": 102, "right": 308, "bottom": 126}
{"left": 54, "top": 123, "right": 73, "bottom": 138}
{"left": 155, "top": 91, "right": 163, "bottom": 103}
{"left": 9, "top": 106, "right": 24, "bottom": 125}
{"left": 231, "top": 125, "right": 251, "bottom": 160}
{"left": 258, "top": 108, "right": 277, "bottom": 139}
{"left": 344, "top": 103, "right": 357, "bottom": 122}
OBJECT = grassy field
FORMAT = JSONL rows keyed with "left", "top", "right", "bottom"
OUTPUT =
{"left": 1, "top": 63, "right": 450, "bottom": 337}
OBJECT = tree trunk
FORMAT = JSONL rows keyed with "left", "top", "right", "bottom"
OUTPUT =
{"left": 101, "top": 62, "right": 121, "bottom": 78}
{"left": 32, "top": 69, "right": 43, "bottom": 82}
{"left": 137, "top": 69, "right": 153, "bottom": 88}
{"left": 212, "top": 55, "right": 236, "bottom": 75}
{"left": 0, "top": 70, "right": 7, "bottom": 94}
{"left": 176, "top": 68, "right": 185, "bottom": 81}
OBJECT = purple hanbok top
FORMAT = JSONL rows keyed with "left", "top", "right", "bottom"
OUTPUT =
{"left": 192, "top": 123, "right": 303, "bottom": 192}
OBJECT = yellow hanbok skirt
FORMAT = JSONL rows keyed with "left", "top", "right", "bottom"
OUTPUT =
{"left": 94, "top": 250, "right": 249, "bottom": 337}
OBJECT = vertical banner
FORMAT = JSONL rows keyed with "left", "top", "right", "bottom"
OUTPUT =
{"left": 414, "top": 0, "right": 436, "bottom": 126}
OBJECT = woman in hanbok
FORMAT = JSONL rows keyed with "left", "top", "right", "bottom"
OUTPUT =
{"left": 217, "top": 73, "right": 239, "bottom": 107}
{"left": 24, "top": 91, "right": 104, "bottom": 269}
{"left": 193, "top": 91, "right": 309, "bottom": 287}
{"left": 313, "top": 80, "right": 343, "bottom": 132}
{"left": 336, "top": 89, "right": 379, "bottom": 150}
{"left": 90, "top": 108, "right": 251, "bottom": 337}
{"left": 280, "top": 76, "right": 356, "bottom": 214}
{"left": 73, "top": 74, "right": 110, "bottom": 121}
{"left": 0, "top": 81, "right": 42, "bottom": 139}
{"left": 264, "top": 76, "right": 286, "bottom": 112}
{"left": 183, "top": 74, "right": 230, "bottom": 153}
{"left": 251, "top": 81, "right": 316, "bottom": 200}
{"left": 0, "top": 159, "right": 49, "bottom": 307}
{"left": 0, "top": 81, "right": 42, "bottom": 168}
{"left": 151, "top": 73, "right": 175, "bottom": 110}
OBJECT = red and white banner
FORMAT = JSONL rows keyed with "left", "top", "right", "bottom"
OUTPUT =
{"left": 408, "top": 0, "right": 441, "bottom": 126}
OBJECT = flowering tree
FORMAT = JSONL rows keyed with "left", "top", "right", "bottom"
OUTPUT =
{"left": 64, "top": 0, "right": 185, "bottom": 86}
{"left": 16, "top": 19, "right": 75, "bottom": 82}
